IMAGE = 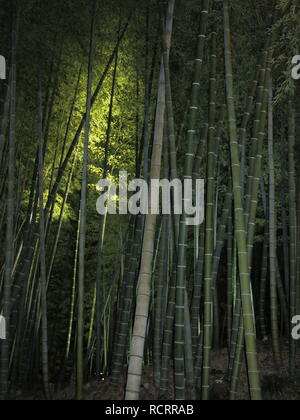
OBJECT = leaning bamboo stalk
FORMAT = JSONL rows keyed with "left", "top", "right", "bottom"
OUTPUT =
{"left": 125, "top": 1, "right": 174, "bottom": 400}
{"left": 125, "top": 63, "right": 165, "bottom": 398}
{"left": 223, "top": 0, "right": 262, "bottom": 400}
{"left": 95, "top": 47, "right": 119, "bottom": 377}
{"left": 77, "top": 1, "right": 96, "bottom": 400}
{"left": 110, "top": 216, "right": 143, "bottom": 384}
{"left": 37, "top": 77, "right": 51, "bottom": 400}
{"left": 202, "top": 30, "right": 217, "bottom": 400}
{"left": 244, "top": 47, "right": 269, "bottom": 221}
{"left": 246, "top": 66, "right": 269, "bottom": 270}
{"left": 259, "top": 230, "right": 268, "bottom": 340}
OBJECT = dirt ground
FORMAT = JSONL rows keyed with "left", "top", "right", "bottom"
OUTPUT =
{"left": 17, "top": 342, "right": 300, "bottom": 400}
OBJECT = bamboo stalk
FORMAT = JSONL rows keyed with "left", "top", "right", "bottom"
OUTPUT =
{"left": 223, "top": 0, "right": 262, "bottom": 400}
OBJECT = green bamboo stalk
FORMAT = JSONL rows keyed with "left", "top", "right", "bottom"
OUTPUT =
{"left": 111, "top": 217, "right": 144, "bottom": 383}
{"left": 194, "top": 320, "right": 204, "bottom": 386}
{"left": 259, "top": 231, "right": 268, "bottom": 340}
{"left": 288, "top": 88, "right": 297, "bottom": 374}
{"left": 227, "top": 199, "right": 233, "bottom": 349}
{"left": 244, "top": 48, "right": 269, "bottom": 222}
{"left": 95, "top": 46, "right": 119, "bottom": 377}
{"left": 174, "top": 0, "right": 210, "bottom": 400}
{"left": 246, "top": 67, "right": 269, "bottom": 270}
{"left": 297, "top": 190, "right": 300, "bottom": 317}
{"left": 191, "top": 225, "right": 205, "bottom": 357}
{"left": 212, "top": 191, "right": 232, "bottom": 348}
{"left": 125, "top": 1, "right": 174, "bottom": 400}
{"left": 202, "top": 30, "right": 217, "bottom": 401}
{"left": 268, "top": 76, "right": 281, "bottom": 363}
{"left": 193, "top": 123, "right": 208, "bottom": 182}
{"left": 0, "top": 16, "right": 17, "bottom": 401}
{"left": 159, "top": 259, "right": 176, "bottom": 398}
{"left": 47, "top": 153, "right": 78, "bottom": 285}
{"left": 125, "top": 66, "right": 165, "bottom": 399}
{"left": 153, "top": 215, "right": 168, "bottom": 391}
{"left": 240, "top": 65, "right": 260, "bottom": 188}
{"left": 227, "top": 263, "right": 240, "bottom": 379}
{"left": 223, "top": 0, "right": 262, "bottom": 400}
{"left": 229, "top": 313, "right": 244, "bottom": 400}
{"left": 280, "top": 136, "right": 290, "bottom": 300}
{"left": 184, "top": 291, "right": 196, "bottom": 400}
{"left": 66, "top": 213, "right": 80, "bottom": 361}
{"left": 37, "top": 77, "right": 51, "bottom": 400}
{"left": 163, "top": 6, "right": 179, "bottom": 241}
{"left": 190, "top": 123, "right": 209, "bottom": 357}
{"left": 77, "top": 1, "right": 96, "bottom": 400}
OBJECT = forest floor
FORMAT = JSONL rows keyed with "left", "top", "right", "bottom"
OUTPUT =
{"left": 17, "top": 342, "right": 300, "bottom": 400}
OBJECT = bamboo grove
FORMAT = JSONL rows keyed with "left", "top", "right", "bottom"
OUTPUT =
{"left": 0, "top": 0, "right": 299, "bottom": 401}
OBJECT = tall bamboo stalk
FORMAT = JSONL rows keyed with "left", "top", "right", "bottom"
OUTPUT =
{"left": 174, "top": 0, "right": 210, "bottom": 401}
{"left": 202, "top": 30, "right": 217, "bottom": 400}
{"left": 77, "top": 0, "right": 96, "bottom": 400}
{"left": 268, "top": 76, "right": 280, "bottom": 363}
{"left": 0, "top": 15, "right": 17, "bottom": 401}
{"left": 223, "top": 0, "right": 262, "bottom": 400}
{"left": 288, "top": 88, "right": 297, "bottom": 373}
{"left": 95, "top": 46, "right": 119, "bottom": 377}
{"left": 125, "top": 0, "right": 174, "bottom": 400}
{"left": 37, "top": 76, "right": 51, "bottom": 400}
